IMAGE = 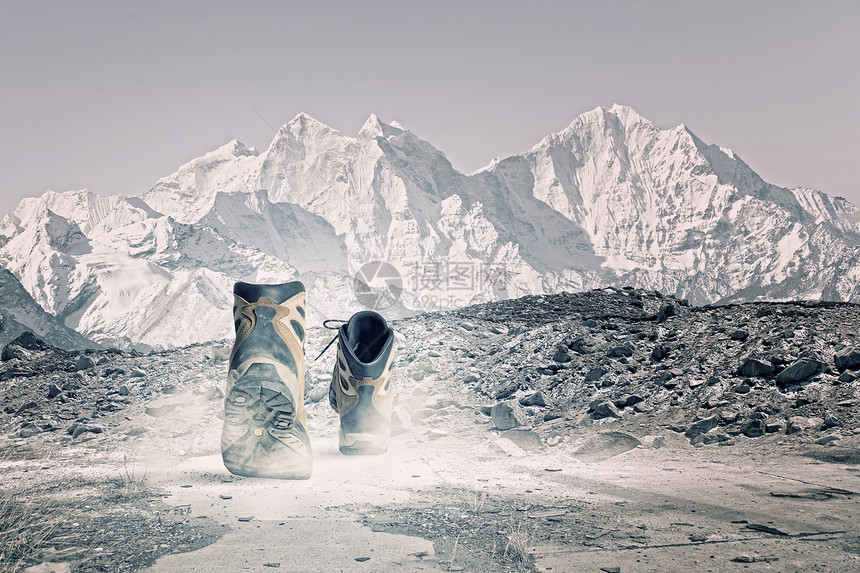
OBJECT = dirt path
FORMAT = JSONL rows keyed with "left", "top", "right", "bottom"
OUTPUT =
{"left": 129, "top": 398, "right": 860, "bottom": 573}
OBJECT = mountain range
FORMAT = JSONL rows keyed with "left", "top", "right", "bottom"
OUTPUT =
{"left": 2, "top": 104, "right": 859, "bottom": 349}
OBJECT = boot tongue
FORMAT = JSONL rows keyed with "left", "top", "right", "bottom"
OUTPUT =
{"left": 234, "top": 281, "right": 304, "bottom": 304}
{"left": 339, "top": 311, "right": 393, "bottom": 380}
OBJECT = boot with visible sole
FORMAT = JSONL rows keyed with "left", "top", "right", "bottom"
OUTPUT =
{"left": 329, "top": 311, "right": 395, "bottom": 455}
{"left": 221, "top": 281, "right": 312, "bottom": 479}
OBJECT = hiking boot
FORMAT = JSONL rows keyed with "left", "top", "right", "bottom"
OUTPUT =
{"left": 221, "top": 281, "right": 312, "bottom": 479}
{"left": 328, "top": 311, "right": 395, "bottom": 455}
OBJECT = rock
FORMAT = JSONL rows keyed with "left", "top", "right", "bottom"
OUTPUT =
{"left": 834, "top": 347, "right": 860, "bottom": 371}
{"left": 15, "top": 401, "right": 38, "bottom": 414}
{"left": 118, "top": 384, "right": 131, "bottom": 396}
{"left": 652, "top": 436, "right": 666, "bottom": 449}
{"left": 491, "top": 401, "right": 528, "bottom": 430}
{"left": 738, "top": 357, "right": 774, "bottom": 377}
{"left": 786, "top": 416, "right": 824, "bottom": 434}
{"left": 462, "top": 374, "right": 478, "bottom": 383}
{"left": 632, "top": 402, "right": 652, "bottom": 414}
{"left": 815, "top": 435, "right": 840, "bottom": 445}
{"left": 591, "top": 401, "right": 622, "bottom": 420}
{"left": 656, "top": 302, "right": 676, "bottom": 323}
{"left": 685, "top": 416, "right": 718, "bottom": 438}
{"left": 741, "top": 420, "right": 766, "bottom": 438}
{"left": 823, "top": 416, "right": 842, "bottom": 428}
{"left": 18, "top": 423, "right": 43, "bottom": 438}
{"left": 47, "top": 383, "right": 63, "bottom": 398}
{"left": 552, "top": 345, "right": 571, "bottom": 363}
{"left": 479, "top": 405, "right": 493, "bottom": 416}
{"left": 608, "top": 343, "right": 634, "bottom": 358}
{"left": 71, "top": 423, "right": 104, "bottom": 439}
{"left": 734, "top": 384, "right": 751, "bottom": 394}
{"left": 129, "top": 368, "right": 147, "bottom": 378}
{"left": 613, "top": 394, "right": 643, "bottom": 409}
{"left": 838, "top": 371, "right": 857, "bottom": 383}
{"left": 585, "top": 367, "right": 606, "bottom": 382}
{"left": 650, "top": 345, "right": 669, "bottom": 361}
{"left": 74, "top": 355, "right": 95, "bottom": 371}
{"left": 145, "top": 404, "right": 178, "bottom": 418}
{"left": 519, "top": 392, "right": 547, "bottom": 407}
{"left": 566, "top": 336, "right": 589, "bottom": 353}
{"left": 730, "top": 329, "right": 749, "bottom": 341}
{"left": 494, "top": 382, "right": 518, "bottom": 400}
{"left": 765, "top": 421, "right": 783, "bottom": 433}
{"left": 719, "top": 410, "right": 739, "bottom": 424}
{"left": 777, "top": 359, "right": 825, "bottom": 386}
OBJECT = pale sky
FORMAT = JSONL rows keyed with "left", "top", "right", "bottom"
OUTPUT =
{"left": 1, "top": 0, "right": 858, "bottom": 217}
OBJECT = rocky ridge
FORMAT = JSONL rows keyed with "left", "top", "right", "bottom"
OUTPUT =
{"left": 2, "top": 289, "right": 858, "bottom": 453}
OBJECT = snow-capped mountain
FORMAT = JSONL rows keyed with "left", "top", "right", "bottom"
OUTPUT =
{"left": 0, "top": 268, "right": 99, "bottom": 350}
{"left": 2, "top": 104, "right": 859, "bottom": 348}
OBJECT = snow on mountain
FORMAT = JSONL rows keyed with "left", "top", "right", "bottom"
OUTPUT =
{"left": 2, "top": 104, "right": 860, "bottom": 347}
{"left": 0, "top": 268, "right": 99, "bottom": 350}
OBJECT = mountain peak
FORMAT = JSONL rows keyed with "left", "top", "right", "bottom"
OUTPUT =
{"left": 358, "top": 114, "right": 404, "bottom": 140}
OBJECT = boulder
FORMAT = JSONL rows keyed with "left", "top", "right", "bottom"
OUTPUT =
{"left": 834, "top": 347, "right": 860, "bottom": 372}
{"left": 777, "top": 359, "right": 825, "bottom": 386}
{"left": 519, "top": 392, "right": 547, "bottom": 407}
{"left": 591, "top": 401, "right": 622, "bottom": 420}
{"left": 685, "top": 416, "right": 719, "bottom": 438}
{"left": 738, "top": 357, "right": 774, "bottom": 378}
{"left": 491, "top": 401, "right": 528, "bottom": 430}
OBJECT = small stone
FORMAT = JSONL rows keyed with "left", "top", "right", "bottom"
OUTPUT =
{"left": 815, "top": 435, "right": 840, "bottom": 445}
{"left": 834, "top": 347, "right": 860, "bottom": 371}
{"left": 74, "top": 355, "right": 95, "bottom": 371}
{"left": 734, "top": 384, "right": 751, "bottom": 394}
{"left": 519, "top": 392, "right": 547, "bottom": 407}
{"left": 47, "top": 384, "right": 63, "bottom": 398}
{"left": 729, "top": 330, "right": 748, "bottom": 341}
{"left": 237, "top": 516, "right": 254, "bottom": 522}
{"left": 656, "top": 302, "right": 676, "bottom": 323}
{"left": 685, "top": 416, "right": 718, "bottom": 438}
{"left": 491, "top": 401, "right": 528, "bottom": 430}
{"left": 651, "top": 345, "right": 670, "bottom": 361}
{"left": 145, "top": 404, "right": 178, "bottom": 418}
{"left": 719, "top": 410, "right": 738, "bottom": 424}
{"left": 72, "top": 423, "right": 104, "bottom": 439}
{"left": 585, "top": 367, "right": 606, "bottom": 382}
{"left": 838, "top": 370, "right": 857, "bottom": 383}
{"left": 600, "top": 566, "right": 621, "bottom": 573}
{"left": 632, "top": 402, "right": 652, "bottom": 414}
{"left": 777, "top": 359, "right": 825, "bottom": 386}
{"left": 552, "top": 345, "right": 571, "bottom": 363}
{"left": 738, "top": 357, "right": 774, "bottom": 378}
{"left": 823, "top": 416, "right": 842, "bottom": 428}
{"left": 129, "top": 368, "right": 147, "bottom": 378}
{"left": 786, "top": 416, "right": 824, "bottom": 434}
{"left": 18, "top": 423, "right": 43, "bottom": 438}
{"left": 765, "top": 421, "right": 784, "bottom": 433}
{"left": 741, "top": 420, "right": 766, "bottom": 438}
{"left": 608, "top": 343, "right": 634, "bottom": 358}
{"left": 591, "top": 401, "right": 622, "bottom": 420}
{"left": 118, "top": 385, "right": 131, "bottom": 396}
{"left": 263, "top": 563, "right": 280, "bottom": 568}
{"left": 652, "top": 436, "right": 666, "bottom": 449}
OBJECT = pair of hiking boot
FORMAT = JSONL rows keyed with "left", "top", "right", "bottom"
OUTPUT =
{"left": 220, "top": 281, "right": 394, "bottom": 479}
